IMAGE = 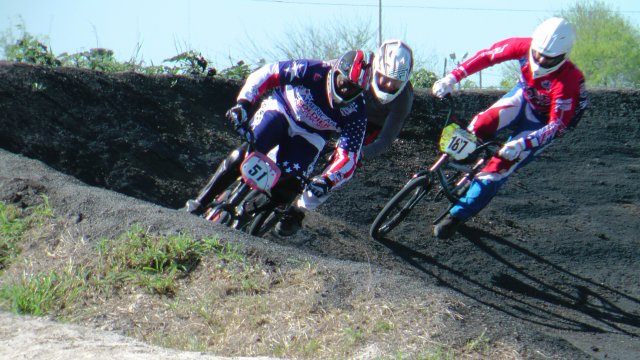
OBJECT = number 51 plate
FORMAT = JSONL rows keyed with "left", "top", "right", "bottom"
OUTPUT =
{"left": 241, "top": 152, "right": 282, "bottom": 191}
{"left": 439, "top": 123, "right": 477, "bottom": 160}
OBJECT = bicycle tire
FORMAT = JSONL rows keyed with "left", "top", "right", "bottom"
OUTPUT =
{"left": 228, "top": 189, "right": 271, "bottom": 233}
{"left": 247, "top": 206, "right": 279, "bottom": 237}
{"left": 203, "top": 180, "right": 249, "bottom": 227}
{"left": 370, "top": 174, "right": 432, "bottom": 239}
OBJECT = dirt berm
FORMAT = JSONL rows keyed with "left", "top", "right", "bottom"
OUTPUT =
{"left": 0, "top": 62, "right": 639, "bottom": 359}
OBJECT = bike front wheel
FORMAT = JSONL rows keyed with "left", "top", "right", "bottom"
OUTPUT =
{"left": 247, "top": 206, "right": 279, "bottom": 237}
{"left": 370, "top": 174, "right": 432, "bottom": 239}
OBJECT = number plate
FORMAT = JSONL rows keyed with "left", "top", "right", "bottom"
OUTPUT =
{"left": 241, "top": 152, "right": 281, "bottom": 191}
{"left": 439, "top": 123, "right": 477, "bottom": 160}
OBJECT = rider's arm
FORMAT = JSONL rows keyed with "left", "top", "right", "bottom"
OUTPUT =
{"left": 237, "top": 60, "right": 316, "bottom": 105}
{"left": 450, "top": 37, "right": 531, "bottom": 81}
{"left": 362, "top": 86, "right": 414, "bottom": 158}
{"left": 236, "top": 63, "right": 282, "bottom": 104}
{"left": 322, "top": 116, "right": 367, "bottom": 189}
{"left": 522, "top": 76, "right": 588, "bottom": 149}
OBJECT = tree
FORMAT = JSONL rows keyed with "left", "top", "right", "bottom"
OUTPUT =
{"left": 243, "top": 19, "right": 439, "bottom": 89}
{"left": 561, "top": 1, "right": 640, "bottom": 88}
{"left": 410, "top": 68, "right": 437, "bottom": 89}
{"left": 245, "top": 19, "right": 376, "bottom": 62}
{"left": 499, "top": 61, "right": 521, "bottom": 90}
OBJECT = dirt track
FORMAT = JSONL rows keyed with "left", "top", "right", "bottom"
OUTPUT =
{"left": 1, "top": 63, "right": 639, "bottom": 359}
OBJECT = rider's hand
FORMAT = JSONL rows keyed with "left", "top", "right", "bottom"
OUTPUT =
{"left": 225, "top": 100, "right": 250, "bottom": 130}
{"left": 307, "top": 176, "right": 332, "bottom": 198}
{"left": 431, "top": 73, "right": 457, "bottom": 99}
{"left": 498, "top": 138, "right": 526, "bottom": 161}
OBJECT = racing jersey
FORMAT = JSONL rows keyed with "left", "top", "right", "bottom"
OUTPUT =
{"left": 361, "top": 82, "right": 414, "bottom": 158}
{"left": 450, "top": 37, "right": 588, "bottom": 148}
{"left": 236, "top": 60, "right": 367, "bottom": 187}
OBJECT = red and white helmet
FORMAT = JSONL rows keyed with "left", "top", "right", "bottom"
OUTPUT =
{"left": 529, "top": 17, "right": 576, "bottom": 78}
{"left": 327, "top": 50, "right": 371, "bottom": 108}
{"left": 371, "top": 40, "right": 413, "bottom": 104}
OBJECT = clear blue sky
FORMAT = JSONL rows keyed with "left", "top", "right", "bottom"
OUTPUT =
{"left": 2, "top": 0, "right": 639, "bottom": 86}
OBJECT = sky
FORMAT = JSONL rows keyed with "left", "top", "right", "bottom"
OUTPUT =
{"left": 1, "top": 0, "right": 639, "bottom": 87}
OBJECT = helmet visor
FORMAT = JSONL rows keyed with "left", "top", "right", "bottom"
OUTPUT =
{"left": 374, "top": 71, "right": 405, "bottom": 95}
{"left": 531, "top": 50, "right": 565, "bottom": 69}
{"left": 333, "top": 72, "right": 364, "bottom": 104}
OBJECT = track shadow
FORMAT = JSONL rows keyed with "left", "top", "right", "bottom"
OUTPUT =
{"left": 372, "top": 224, "right": 640, "bottom": 337}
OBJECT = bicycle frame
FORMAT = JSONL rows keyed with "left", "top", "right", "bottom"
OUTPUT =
{"left": 430, "top": 140, "right": 499, "bottom": 203}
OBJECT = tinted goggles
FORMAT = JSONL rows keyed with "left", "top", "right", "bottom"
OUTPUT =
{"left": 531, "top": 50, "right": 565, "bottom": 69}
{"left": 334, "top": 72, "right": 364, "bottom": 103}
{"left": 374, "top": 72, "right": 404, "bottom": 94}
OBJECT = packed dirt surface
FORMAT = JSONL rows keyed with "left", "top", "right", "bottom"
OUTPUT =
{"left": 0, "top": 311, "right": 276, "bottom": 360}
{"left": 1, "top": 62, "right": 639, "bottom": 359}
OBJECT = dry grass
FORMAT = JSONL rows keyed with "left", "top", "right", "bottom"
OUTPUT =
{"left": 0, "top": 201, "right": 526, "bottom": 359}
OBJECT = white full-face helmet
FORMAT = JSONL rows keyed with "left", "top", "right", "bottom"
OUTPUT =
{"left": 371, "top": 40, "right": 413, "bottom": 104}
{"left": 529, "top": 17, "right": 576, "bottom": 78}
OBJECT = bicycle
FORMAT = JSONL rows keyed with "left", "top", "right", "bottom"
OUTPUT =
{"left": 369, "top": 96, "right": 502, "bottom": 240}
{"left": 201, "top": 121, "right": 308, "bottom": 237}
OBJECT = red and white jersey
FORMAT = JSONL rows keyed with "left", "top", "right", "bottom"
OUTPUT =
{"left": 450, "top": 37, "right": 588, "bottom": 146}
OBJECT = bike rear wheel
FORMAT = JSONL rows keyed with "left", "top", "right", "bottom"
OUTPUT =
{"left": 204, "top": 204, "right": 233, "bottom": 225}
{"left": 202, "top": 180, "right": 247, "bottom": 227}
{"left": 370, "top": 174, "right": 432, "bottom": 239}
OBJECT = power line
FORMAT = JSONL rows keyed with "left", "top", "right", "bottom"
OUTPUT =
{"left": 248, "top": 0, "right": 640, "bottom": 14}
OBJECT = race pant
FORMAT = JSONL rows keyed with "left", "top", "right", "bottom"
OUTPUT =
{"left": 449, "top": 85, "right": 552, "bottom": 221}
{"left": 251, "top": 97, "right": 325, "bottom": 175}
{"left": 250, "top": 97, "right": 326, "bottom": 203}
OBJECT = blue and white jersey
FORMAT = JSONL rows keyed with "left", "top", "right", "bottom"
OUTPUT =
{"left": 236, "top": 59, "right": 367, "bottom": 187}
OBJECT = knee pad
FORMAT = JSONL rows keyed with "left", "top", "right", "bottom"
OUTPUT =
{"left": 223, "top": 143, "right": 249, "bottom": 172}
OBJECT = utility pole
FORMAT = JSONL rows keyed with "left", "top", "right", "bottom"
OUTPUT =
{"left": 378, "top": 0, "right": 382, "bottom": 46}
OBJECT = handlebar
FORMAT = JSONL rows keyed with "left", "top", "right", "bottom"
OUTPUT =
{"left": 439, "top": 94, "right": 465, "bottom": 128}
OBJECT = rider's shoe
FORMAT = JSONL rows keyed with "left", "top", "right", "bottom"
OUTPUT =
{"left": 433, "top": 213, "right": 461, "bottom": 239}
{"left": 181, "top": 199, "right": 204, "bottom": 215}
{"left": 275, "top": 207, "right": 305, "bottom": 236}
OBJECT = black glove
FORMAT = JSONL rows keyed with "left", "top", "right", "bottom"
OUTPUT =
{"left": 307, "top": 176, "right": 332, "bottom": 197}
{"left": 225, "top": 100, "right": 251, "bottom": 130}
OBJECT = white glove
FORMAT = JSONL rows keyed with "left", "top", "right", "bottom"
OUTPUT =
{"left": 498, "top": 138, "right": 526, "bottom": 161}
{"left": 431, "top": 73, "right": 457, "bottom": 98}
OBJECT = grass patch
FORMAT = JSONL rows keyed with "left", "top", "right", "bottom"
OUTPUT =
{"left": 95, "top": 224, "right": 238, "bottom": 295}
{"left": 0, "top": 198, "right": 54, "bottom": 269}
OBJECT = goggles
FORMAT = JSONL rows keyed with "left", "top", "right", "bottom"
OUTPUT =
{"left": 334, "top": 72, "right": 365, "bottom": 104}
{"left": 374, "top": 71, "right": 404, "bottom": 95}
{"left": 531, "top": 49, "right": 565, "bottom": 69}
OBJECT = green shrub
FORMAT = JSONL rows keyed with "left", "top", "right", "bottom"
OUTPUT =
{"left": 411, "top": 68, "right": 438, "bottom": 89}
{"left": 2, "top": 23, "right": 60, "bottom": 66}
